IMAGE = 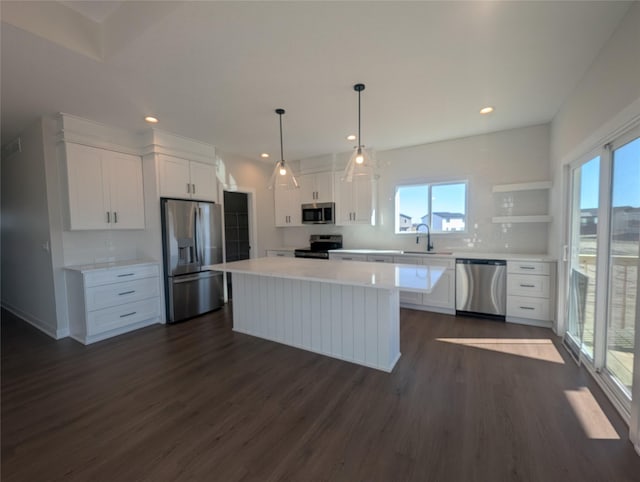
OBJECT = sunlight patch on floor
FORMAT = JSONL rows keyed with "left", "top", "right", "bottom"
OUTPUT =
{"left": 565, "top": 387, "right": 621, "bottom": 440}
{"left": 436, "top": 338, "right": 565, "bottom": 364}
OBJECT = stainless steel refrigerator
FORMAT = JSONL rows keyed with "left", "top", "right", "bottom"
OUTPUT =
{"left": 161, "top": 198, "right": 224, "bottom": 323}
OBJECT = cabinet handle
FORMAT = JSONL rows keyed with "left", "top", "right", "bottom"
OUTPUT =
{"left": 519, "top": 306, "right": 535, "bottom": 310}
{"left": 118, "top": 290, "right": 136, "bottom": 296}
{"left": 113, "top": 212, "right": 118, "bottom": 223}
{"left": 187, "top": 183, "right": 191, "bottom": 193}
{"left": 192, "top": 184, "right": 196, "bottom": 194}
{"left": 120, "top": 311, "right": 137, "bottom": 318}
{"left": 117, "top": 273, "right": 135, "bottom": 277}
{"left": 520, "top": 284, "right": 535, "bottom": 288}
{"left": 519, "top": 266, "right": 535, "bottom": 270}
{"left": 106, "top": 211, "right": 111, "bottom": 223}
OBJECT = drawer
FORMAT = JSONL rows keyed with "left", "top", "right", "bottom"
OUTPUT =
{"left": 330, "top": 254, "right": 367, "bottom": 261}
{"left": 84, "top": 264, "right": 159, "bottom": 287}
{"left": 507, "top": 274, "right": 550, "bottom": 298}
{"left": 86, "top": 298, "right": 161, "bottom": 336}
{"left": 423, "top": 258, "right": 455, "bottom": 270}
{"left": 393, "top": 256, "right": 423, "bottom": 265}
{"left": 507, "top": 261, "right": 551, "bottom": 276}
{"left": 366, "top": 255, "right": 394, "bottom": 263}
{"left": 85, "top": 277, "right": 160, "bottom": 311}
{"left": 507, "top": 296, "right": 550, "bottom": 321}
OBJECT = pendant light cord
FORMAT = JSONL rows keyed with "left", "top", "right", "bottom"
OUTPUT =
{"left": 279, "top": 112, "right": 284, "bottom": 162}
{"left": 358, "top": 88, "right": 362, "bottom": 149}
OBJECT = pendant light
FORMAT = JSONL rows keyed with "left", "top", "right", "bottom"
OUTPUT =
{"left": 268, "top": 108, "right": 299, "bottom": 190}
{"left": 342, "top": 83, "right": 377, "bottom": 182}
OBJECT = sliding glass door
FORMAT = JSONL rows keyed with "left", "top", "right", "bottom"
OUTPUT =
{"left": 566, "top": 155, "right": 600, "bottom": 360}
{"left": 605, "top": 133, "right": 639, "bottom": 399}
{"left": 565, "top": 124, "right": 639, "bottom": 412}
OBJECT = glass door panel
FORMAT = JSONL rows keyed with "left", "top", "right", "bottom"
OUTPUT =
{"left": 605, "top": 135, "right": 639, "bottom": 397}
{"left": 566, "top": 156, "right": 600, "bottom": 360}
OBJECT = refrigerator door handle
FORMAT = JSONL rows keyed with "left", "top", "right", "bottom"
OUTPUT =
{"left": 193, "top": 206, "right": 200, "bottom": 264}
{"left": 198, "top": 207, "right": 205, "bottom": 267}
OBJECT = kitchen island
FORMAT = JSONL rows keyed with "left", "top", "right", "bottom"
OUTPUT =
{"left": 208, "top": 257, "right": 444, "bottom": 372}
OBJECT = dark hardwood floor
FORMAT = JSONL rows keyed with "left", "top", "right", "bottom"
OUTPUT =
{"left": 2, "top": 306, "right": 639, "bottom": 481}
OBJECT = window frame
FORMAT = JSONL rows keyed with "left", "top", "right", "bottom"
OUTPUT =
{"left": 394, "top": 180, "right": 469, "bottom": 235}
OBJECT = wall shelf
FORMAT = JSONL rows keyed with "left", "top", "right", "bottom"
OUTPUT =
{"left": 492, "top": 181, "right": 552, "bottom": 193}
{"left": 492, "top": 215, "right": 552, "bottom": 224}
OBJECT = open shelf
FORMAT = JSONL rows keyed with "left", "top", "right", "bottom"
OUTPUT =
{"left": 492, "top": 215, "right": 552, "bottom": 224}
{"left": 492, "top": 181, "right": 552, "bottom": 193}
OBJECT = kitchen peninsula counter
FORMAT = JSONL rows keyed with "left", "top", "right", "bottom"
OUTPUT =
{"left": 208, "top": 257, "right": 446, "bottom": 372}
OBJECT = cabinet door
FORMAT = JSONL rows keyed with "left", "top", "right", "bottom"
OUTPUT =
{"left": 65, "top": 143, "right": 110, "bottom": 230}
{"left": 314, "top": 172, "right": 334, "bottom": 203}
{"left": 158, "top": 154, "right": 191, "bottom": 199}
{"left": 333, "top": 173, "right": 353, "bottom": 225}
{"left": 395, "top": 255, "right": 424, "bottom": 305}
{"left": 189, "top": 161, "right": 218, "bottom": 202}
{"left": 352, "top": 177, "right": 374, "bottom": 224}
{"left": 107, "top": 151, "right": 145, "bottom": 229}
{"left": 297, "top": 174, "right": 316, "bottom": 203}
{"left": 274, "top": 184, "right": 301, "bottom": 226}
{"left": 422, "top": 269, "right": 455, "bottom": 309}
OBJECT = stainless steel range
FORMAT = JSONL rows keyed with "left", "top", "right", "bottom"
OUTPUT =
{"left": 294, "top": 234, "right": 343, "bottom": 260}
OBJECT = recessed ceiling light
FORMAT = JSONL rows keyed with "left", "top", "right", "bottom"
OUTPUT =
{"left": 144, "top": 116, "right": 159, "bottom": 124}
{"left": 260, "top": 153, "right": 270, "bottom": 158}
{"left": 346, "top": 134, "right": 356, "bottom": 141}
{"left": 479, "top": 107, "right": 494, "bottom": 115}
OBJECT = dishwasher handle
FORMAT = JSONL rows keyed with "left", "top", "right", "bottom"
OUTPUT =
{"left": 456, "top": 258, "right": 506, "bottom": 266}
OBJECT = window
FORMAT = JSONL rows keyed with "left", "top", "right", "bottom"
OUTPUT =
{"left": 395, "top": 181, "right": 467, "bottom": 234}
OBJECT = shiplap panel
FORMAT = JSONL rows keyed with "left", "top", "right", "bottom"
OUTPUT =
{"left": 331, "top": 284, "right": 342, "bottom": 356}
{"left": 353, "top": 287, "right": 366, "bottom": 363}
{"left": 365, "top": 288, "right": 379, "bottom": 366}
{"left": 231, "top": 276, "right": 400, "bottom": 372}
{"left": 301, "top": 281, "right": 312, "bottom": 349}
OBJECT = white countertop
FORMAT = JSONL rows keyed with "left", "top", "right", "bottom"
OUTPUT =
{"left": 207, "top": 257, "right": 445, "bottom": 293}
{"left": 64, "top": 259, "right": 158, "bottom": 272}
{"left": 330, "top": 249, "right": 555, "bottom": 262}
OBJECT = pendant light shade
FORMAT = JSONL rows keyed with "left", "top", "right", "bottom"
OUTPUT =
{"left": 342, "top": 83, "right": 378, "bottom": 182}
{"left": 268, "top": 108, "right": 299, "bottom": 190}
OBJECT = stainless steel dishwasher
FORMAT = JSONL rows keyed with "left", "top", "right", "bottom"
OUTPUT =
{"left": 455, "top": 258, "right": 506, "bottom": 320}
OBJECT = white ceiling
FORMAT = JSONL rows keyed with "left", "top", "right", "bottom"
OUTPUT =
{"left": 0, "top": 1, "right": 633, "bottom": 163}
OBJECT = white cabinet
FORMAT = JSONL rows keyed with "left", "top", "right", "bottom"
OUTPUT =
{"left": 158, "top": 154, "right": 218, "bottom": 202}
{"left": 64, "top": 143, "right": 145, "bottom": 230}
{"left": 334, "top": 174, "right": 376, "bottom": 225}
{"left": 394, "top": 255, "right": 424, "bottom": 305}
{"left": 506, "top": 260, "right": 555, "bottom": 327}
{"left": 274, "top": 183, "right": 301, "bottom": 227}
{"left": 65, "top": 262, "right": 162, "bottom": 344}
{"left": 266, "top": 249, "right": 295, "bottom": 258}
{"left": 298, "top": 172, "right": 334, "bottom": 203}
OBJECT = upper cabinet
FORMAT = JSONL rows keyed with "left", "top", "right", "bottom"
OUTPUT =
{"left": 64, "top": 143, "right": 145, "bottom": 230}
{"left": 274, "top": 183, "right": 302, "bottom": 227}
{"left": 334, "top": 173, "right": 376, "bottom": 225}
{"left": 158, "top": 154, "right": 218, "bottom": 202}
{"left": 298, "top": 172, "right": 334, "bottom": 203}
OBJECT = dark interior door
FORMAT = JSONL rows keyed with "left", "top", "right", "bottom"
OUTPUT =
{"left": 223, "top": 191, "right": 251, "bottom": 298}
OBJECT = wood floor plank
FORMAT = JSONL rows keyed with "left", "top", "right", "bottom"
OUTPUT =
{"left": 2, "top": 306, "right": 639, "bottom": 481}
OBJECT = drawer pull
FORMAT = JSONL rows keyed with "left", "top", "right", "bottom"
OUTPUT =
{"left": 118, "top": 290, "right": 136, "bottom": 296}
{"left": 117, "top": 273, "right": 135, "bottom": 277}
{"left": 120, "top": 311, "right": 137, "bottom": 318}
{"left": 519, "top": 306, "right": 535, "bottom": 310}
{"left": 519, "top": 284, "right": 535, "bottom": 288}
{"left": 519, "top": 266, "right": 535, "bottom": 270}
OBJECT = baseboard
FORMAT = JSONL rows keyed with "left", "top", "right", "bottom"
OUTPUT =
{"left": 1, "top": 302, "right": 60, "bottom": 339}
{"left": 506, "top": 316, "right": 553, "bottom": 329}
{"left": 400, "top": 303, "right": 455, "bottom": 315}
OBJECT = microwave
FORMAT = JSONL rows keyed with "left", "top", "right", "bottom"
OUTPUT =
{"left": 301, "top": 202, "right": 335, "bottom": 224}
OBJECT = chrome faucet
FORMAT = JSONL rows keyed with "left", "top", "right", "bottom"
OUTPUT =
{"left": 415, "top": 223, "right": 434, "bottom": 252}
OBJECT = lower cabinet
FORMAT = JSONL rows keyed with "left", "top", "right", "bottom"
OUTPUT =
{"left": 329, "top": 253, "right": 456, "bottom": 314}
{"left": 266, "top": 249, "right": 295, "bottom": 258}
{"left": 506, "top": 261, "right": 556, "bottom": 327}
{"left": 65, "top": 261, "right": 162, "bottom": 344}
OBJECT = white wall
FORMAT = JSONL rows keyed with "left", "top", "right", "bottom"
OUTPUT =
{"left": 282, "top": 124, "right": 551, "bottom": 254}
{"left": 1, "top": 118, "right": 59, "bottom": 337}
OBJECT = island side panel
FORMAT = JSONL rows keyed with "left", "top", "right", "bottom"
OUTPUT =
{"left": 230, "top": 272, "right": 401, "bottom": 372}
